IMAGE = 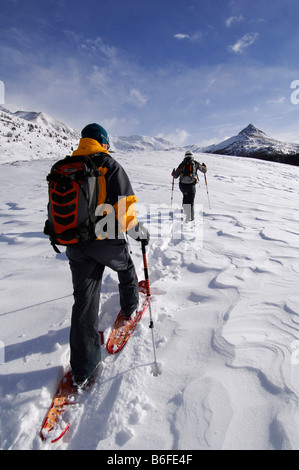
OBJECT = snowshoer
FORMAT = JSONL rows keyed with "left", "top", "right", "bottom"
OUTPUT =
{"left": 65, "top": 123, "right": 149, "bottom": 387}
{"left": 172, "top": 150, "right": 207, "bottom": 222}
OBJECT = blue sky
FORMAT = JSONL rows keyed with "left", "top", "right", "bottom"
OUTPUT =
{"left": 1, "top": 0, "right": 299, "bottom": 146}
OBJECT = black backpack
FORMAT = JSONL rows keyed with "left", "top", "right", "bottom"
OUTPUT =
{"left": 180, "top": 158, "right": 198, "bottom": 184}
{"left": 44, "top": 154, "right": 102, "bottom": 252}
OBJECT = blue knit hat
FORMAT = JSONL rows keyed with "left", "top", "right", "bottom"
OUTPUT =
{"left": 81, "top": 123, "right": 110, "bottom": 147}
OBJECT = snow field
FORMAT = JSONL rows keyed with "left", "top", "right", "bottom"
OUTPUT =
{"left": 0, "top": 149, "right": 299, "bottom": 450}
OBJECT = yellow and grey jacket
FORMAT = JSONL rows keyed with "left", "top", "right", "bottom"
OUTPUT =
{"left": 72, "top": 137, "right": 138, "bottom": 239}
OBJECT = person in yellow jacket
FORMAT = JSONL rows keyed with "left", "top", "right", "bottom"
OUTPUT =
{"left": 66, "top": 123, "right": 149, "bottom": 388}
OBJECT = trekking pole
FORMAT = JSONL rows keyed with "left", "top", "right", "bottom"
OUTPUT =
{"left": 141, "top": 241, "right": 161, "bottom": 376}
{"left": 171, "top": 176, "right": 175, "bottom": 208}
{"left": 204, "top": 173, "right": 211, "bottom": 209}
{"left": 170, "top": 175, "right": 175, "bottom": 218}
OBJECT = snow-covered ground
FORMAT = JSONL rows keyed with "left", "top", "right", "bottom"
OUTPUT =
{"left": 1, "top": 141, "right": 299, "bottom": 450}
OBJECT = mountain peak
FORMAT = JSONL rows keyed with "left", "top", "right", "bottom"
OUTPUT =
{"left": 238, "top": 124, "right": 266, "bottom": 137}
{"left": 203, "top": 123, "right": 299, "bottom": 165}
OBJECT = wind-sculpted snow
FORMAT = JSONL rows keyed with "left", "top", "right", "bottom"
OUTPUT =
{"left": 1, "top": 146, "right": 299, "bottom": 450}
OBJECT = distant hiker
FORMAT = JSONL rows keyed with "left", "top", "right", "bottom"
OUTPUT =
{"left": 47, "top": 123, "right": 149, "bottom": 388}
{"left": 172, "top": 150, "right": 207, "bottom": 222}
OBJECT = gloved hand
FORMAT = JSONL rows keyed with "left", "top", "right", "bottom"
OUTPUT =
{"left": 171, "top": 168, "right": 176, "bottom": 177}
{"left": 201, "top": 163, "right": 207, "bottom": 173}
{"left": 127, "top": 222, "right": 150, "bottom": 245}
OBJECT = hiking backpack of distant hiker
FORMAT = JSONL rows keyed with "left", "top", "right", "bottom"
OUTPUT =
{"left": 179, "top": 157, "right": 198, "bottom": 184}
{"left": 44, "top": 154, "right": 102, "bottom": 253}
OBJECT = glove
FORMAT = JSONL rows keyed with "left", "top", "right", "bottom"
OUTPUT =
{"left": 201, "top": 163, "right": 207, "bottom": 173}
{"left": 127, "top": 222, "right": 150, "bottom": 245}
{"left": 171, "top": 168, "right": 176, "bottom": 177}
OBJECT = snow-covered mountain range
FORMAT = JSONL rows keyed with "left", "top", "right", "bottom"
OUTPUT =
{"left": 202, "top": 124, "right": 299, "bottom": 166}
{"left": 0, "top": 105, "right": 177, "bottom": 163}
{"left": 1, "top": 105, "right": 299, "bottom": 166}
{"left": 0, "top": 105, "right": 80, "bottom": 163}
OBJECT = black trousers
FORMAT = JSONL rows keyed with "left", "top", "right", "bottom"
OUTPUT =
{"left": 179, "top": 182, "right": 196, "bottom": 221}
{"left": 66, "top": 239, "right": 139, "bottom": 383}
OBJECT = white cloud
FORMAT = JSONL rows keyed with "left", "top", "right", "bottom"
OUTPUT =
{"left": 228, "top": 32, "right": 259, "bottom": 54}
{"left": 173, "top": 31, "right": 203, "bottom": 42}
{"left": 225, "top": 15, "right": 244, "bottom": 28}
{"left": 174, "top": 33, "right": 191, "bottom": 40}
{"left": 129, "top": 89, "right": 148, "bottom": 107}
{"left": 65, "top": 31, "right": 118, "bottom": 61}
{"left": 157, "top": 129, "right": 190, "bottom": 146}
{"left": 267, "top": 96, "right": 286, "bottom": 105}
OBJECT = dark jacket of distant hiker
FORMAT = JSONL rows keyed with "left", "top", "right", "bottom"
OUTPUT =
{"left": 172, "top": 150, "right": 207, "bottom": 222}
